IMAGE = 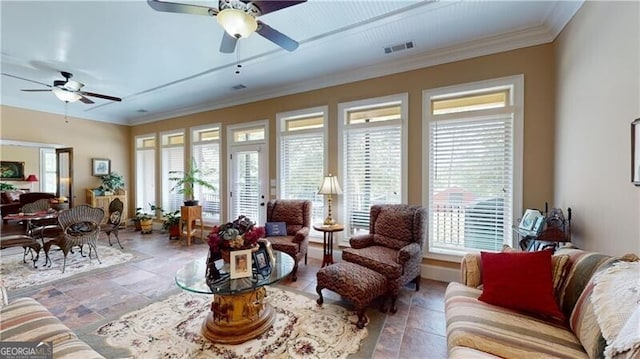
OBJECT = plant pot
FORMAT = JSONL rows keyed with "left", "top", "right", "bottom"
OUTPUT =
{"left": 133, "top": 220, "right": 142, "bottom": 231}
{"left": 140, "top": 219, "right": 153, "bottom": 234}
{"left": 168, "top": 224, "right": 181, "bottom": 240}
{"left": 183, "top": 200, "right": 199, "bottom": 206}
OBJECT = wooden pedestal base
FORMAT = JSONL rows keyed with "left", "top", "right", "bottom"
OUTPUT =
{"left": 201, "top": 287, "right": 275, "bottom": 344}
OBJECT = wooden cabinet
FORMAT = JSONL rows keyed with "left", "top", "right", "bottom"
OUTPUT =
{"left": 86, "top": 189, "right": 127, "bottom": 227}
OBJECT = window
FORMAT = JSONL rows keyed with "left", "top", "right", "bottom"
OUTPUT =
{"left": 423, "top": 75, "right": 524, "bottom": 258}
{"left": 277, "top": 107, "right": 327, "bottom": 234}
{"left": 135, "top": 134, "right": 156, "bottom": 211}
{"left": 40, "top": 148, "right": 56, "bottom": 193}
{"left": 161, "top": 130, "right": 184, "bottom": 213}
{"left": 339, "top": 94, "right": 408, "bottom": 236}
{"left": 192, "top": 125, "right": 221, "bottom": 224}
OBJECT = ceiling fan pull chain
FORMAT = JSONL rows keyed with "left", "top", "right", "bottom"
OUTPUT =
{"left": 236, "top": 45, "right": 242, "bottom": 74}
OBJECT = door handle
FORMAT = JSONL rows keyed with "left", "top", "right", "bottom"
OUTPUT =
{"left": 260, "top": 203, "right": 265, "bottom": 206}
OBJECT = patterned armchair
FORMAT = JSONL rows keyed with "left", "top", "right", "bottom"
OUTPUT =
{"left": 342, "top": 204, "right": 427, "bottom": 312}
{"left": 266, "top": 199, "right": 312, "bottom": 281}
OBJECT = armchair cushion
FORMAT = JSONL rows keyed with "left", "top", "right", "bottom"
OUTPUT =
{"left": 349, "top": 234, "right": 373, "bottom": 249}
{"left": 342, "top": 245, "right": 402, "bottom": 278}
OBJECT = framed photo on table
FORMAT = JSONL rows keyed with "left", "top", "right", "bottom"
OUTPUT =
{"left": 253, "top": 247, "right": 271, "bottom": 277}
{"left": 519, "top": 209, "right": 543, "bottom": 232}
{"left": 92, "top": 158, "right": 110, "bottom": 176}
{"left": 230, "top": 249, "right": 252, "bottom": 279}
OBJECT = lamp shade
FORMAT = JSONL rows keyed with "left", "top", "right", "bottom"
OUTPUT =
{"left": 25, "top": 174, "right": 38, "bottom": 182}
{"left": 318, "top": 175, "right": 343, "bottom": 195}
{"left": 52, "top": 87, "right": 82, "bottom": 103}
{"left": 217, "top": 8, "right": 258, "bottom": 39}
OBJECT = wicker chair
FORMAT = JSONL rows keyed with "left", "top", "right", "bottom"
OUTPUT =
{"left": 100, "top": 198, "right": 124, "bottom": 249}
{"left": 47, "top": 205, "right": 104, "bottom": 273}
{"left": 342, "top": 204, "right": 427, "bottom": 312}
{"left": 265, "top": 199, "right": 312, "bottom": 281}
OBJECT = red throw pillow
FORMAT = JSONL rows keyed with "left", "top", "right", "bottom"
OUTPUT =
{"left": 478, "top": 250, "right": 565, "bottom": 321}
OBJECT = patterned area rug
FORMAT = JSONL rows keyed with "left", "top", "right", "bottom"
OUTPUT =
{"left": 89, "top": 287, "right": 379, "bottom": 358}
{"left": 0, "top": 243, "right": 138, "bottom": 291}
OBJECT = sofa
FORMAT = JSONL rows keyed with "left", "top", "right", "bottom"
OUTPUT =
{"left": 445, "top": 247, "right": 640, "bottom": 359}
{"left": 0, "top": 287, "right": 104, "bottom": 358}
{"left": 0, "top": 190, "right": 24, "bottom": 220}
{"left": 1, "top": 191, "right": 56, "bottom": 223}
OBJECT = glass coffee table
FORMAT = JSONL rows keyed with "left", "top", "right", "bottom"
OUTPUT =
{"left": 175, "top": 250, "right": 294, "bottom": 344}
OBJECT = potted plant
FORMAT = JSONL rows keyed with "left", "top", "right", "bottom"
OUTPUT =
{"left": 100, "top": 172, "right": 125, "bottom": 195}
{"left": 168, "top": 158, "right": 216, "bottom": 206}
{"left": 163, "top": 209, "right": 181, "bottom": 239}
{"left": 132, "top": 205, "right": 154, "bottom": 233}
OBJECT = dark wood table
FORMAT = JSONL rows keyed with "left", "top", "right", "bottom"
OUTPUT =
{"left": 313, "top": 223, "right": 345, "bottom": 267}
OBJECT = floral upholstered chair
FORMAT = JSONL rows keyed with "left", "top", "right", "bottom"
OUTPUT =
{"left": 342, "top": 204, "right": 427, "bottom": 312}
{"left": 265, "top": 199, "right": 312, "bottom": 281}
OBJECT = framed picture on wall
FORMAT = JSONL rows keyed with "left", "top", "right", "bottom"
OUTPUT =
{"left": 92, "top": 158, "right": 110, "bottom": 177}
{"left": 632, "top": 118, "right": 640, "bottom": 186}
{"left": 0, "top": 161, "right": 25, "bottom": 180}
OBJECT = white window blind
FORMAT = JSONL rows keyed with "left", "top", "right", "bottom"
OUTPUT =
{"left": 280, "top": 132, "right": 325, "bottom": 224}
{"left": 233, "top": 151, "right": 260, "bottom": 221}
{"left": 192, "top": 125, "right": 220, "bottom": 223}
{"left": 339, "top": 95, "right": 407, "bottom": 236}
{"left": 429, "top": 116, "right": 514, "bottom": 253}
{"left": 277, "top": 109, "right": 326, "bottom": 232}
{"left": 40, "top": 148, "right": 56, "bottom": 193}
{"left": 135, "top": 135, "right": 156, "bottom": 211}
{"left": 161, "top": 131, "right": 184, "bottom": 213}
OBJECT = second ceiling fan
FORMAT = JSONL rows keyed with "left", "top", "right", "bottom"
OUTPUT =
{"left": 147, "top": 0, "right": 306, "bottom": 53}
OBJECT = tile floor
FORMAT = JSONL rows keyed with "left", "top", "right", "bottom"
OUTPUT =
{"left": 2, "top": 222, "right": 449, "bottom": 358}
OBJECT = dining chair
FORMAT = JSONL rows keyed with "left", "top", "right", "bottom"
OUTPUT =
{"left": 100, "top": 198, "right": 124, "bottom": 249}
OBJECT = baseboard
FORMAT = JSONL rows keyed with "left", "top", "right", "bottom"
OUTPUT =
{"left": 308, "top": 245, "right": 459, "bottom": 283}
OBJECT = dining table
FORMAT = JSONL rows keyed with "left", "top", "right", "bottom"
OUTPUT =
{"left": 2, "top": 210, "right": 61, "bottom": 266}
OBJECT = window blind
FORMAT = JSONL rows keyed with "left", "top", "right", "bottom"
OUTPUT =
{"left": 193, "top": 142, "right": 220, "bottom": 222}
{"left": 280, "top": 132, "right": 325, "bottom": 226}
{"left": 135, "top": 148, "right": 156, "bottom": 210}
{"left": 429, "top": 115, "right": 514, "bottom": 253}
{"left": 162, "top": 146, "right": 184, "bottom": 212}
{"left": 343, "top": 123, "right": 402, "bottom": 234}
{"left": 232, "top": 151, "right": 260, "bottom": 221}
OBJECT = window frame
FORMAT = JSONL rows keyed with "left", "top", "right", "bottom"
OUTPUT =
{"left": 160, "top": 129, "right": 185, "bottom": 214}
{"left": 337, "top": 93, "right": 409, "bottom": 241}
{"left": 422, "top": 75, "right": 524, "bottom": 262}
{"left": 191, "top": 123, "right": 222, "bottom": 225}
{"left": 276, "top": 106, "right": 328, "bottom": 240}
{"left": 134, "top": 133, "right": 157, "bottom": 212}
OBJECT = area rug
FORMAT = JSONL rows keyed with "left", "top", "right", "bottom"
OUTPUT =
{"left": 0, "top": 243, "right": 139, "bottom": 291}
{"left": 84, "top": 286, "right": 383, "bottom": 358}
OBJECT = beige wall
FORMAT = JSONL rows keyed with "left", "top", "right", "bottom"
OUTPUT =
{"left": 132, "top": 44, "right": 557, "bottom": 217}
{"left": 555, "top": 1, "right": 640, "bottom": 255}
{"left": 0, "top": 106, "right": 130, "bottom": 205}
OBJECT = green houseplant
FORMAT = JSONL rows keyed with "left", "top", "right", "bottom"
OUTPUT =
{"left": 168, "top": 158, "right": 216, "bottom": 206}
{"left": 132, "top": 205, "right": 154, "bottom": 233}
{"left": 100, "top": 172, "right": 125, "bottom": 195}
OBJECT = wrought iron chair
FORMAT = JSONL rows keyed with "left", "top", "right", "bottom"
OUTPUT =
{"left": 47, "top": 205, "right": 104, "bottom": 273}
{"left": 22, "top": 199, "right": 60, "bottom": 241}
{"left": 265, "top": 199, "right": 312, "bottom": 281}
{"left": 100, "top": 198, "right": 124, "bottom": 249}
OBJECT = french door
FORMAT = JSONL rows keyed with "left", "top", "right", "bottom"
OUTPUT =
{"left": 55, "top": 147, "right": 73, "bottom": 207}
{"left": 227, "top": 122, "right": 269, "bottom": 225}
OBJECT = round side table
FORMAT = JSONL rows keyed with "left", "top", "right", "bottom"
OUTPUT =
{"left": 313, "top": 224, "right": 344, "bottom": 267}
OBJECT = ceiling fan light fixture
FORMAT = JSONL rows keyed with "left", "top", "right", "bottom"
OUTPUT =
{"left": 52, "top": 87, "right": 82, "bottom": 103}
{"left": 217, "top": 8, "right": 257, "bottom": 39}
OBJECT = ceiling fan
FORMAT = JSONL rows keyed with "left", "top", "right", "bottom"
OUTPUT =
{"left": 2, "top": 71, "right": 122, "bottom": 104}
{"left": 147, "top": 0, "right": 306, "bottom": 53}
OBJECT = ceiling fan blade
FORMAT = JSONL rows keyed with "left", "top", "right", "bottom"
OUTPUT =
{"left": 251, "top": 0, "right": 306, "bottom": 15}
{"left": 220, "top": 32, "right": 238, "bottom": 53}
{"left": 80, "top": 91, "right": 122, "bottom": 102}
{"left": 147, "top": 0, "right": 216, "bottom": 17}
{"left": 21, "top": 89, "right": 52, "bottom": 92}
{"left": 256, "top": 21, "right": 299, "bottom": 51}
{"left": 2, "top": 73, "right": 52, "bottom": 88}
{"left": 79, "top": 96, "right": 95, "bottom": 104}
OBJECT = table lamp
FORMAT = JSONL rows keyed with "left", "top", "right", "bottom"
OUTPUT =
{"left": 25, "top": 174, "right": 38, "bottom": 182}
{"left": 318, "top": 174, "right": 342, "bottom": 225}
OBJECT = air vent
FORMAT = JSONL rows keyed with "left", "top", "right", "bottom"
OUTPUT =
{"left": 137, "top": 109, "right": 148, "bottom": 113}
{"left": 232, "top": 84, "right": 247, "bottom": 90}
{"left": 384, "top": 41, "right": 415, "bottom": 54}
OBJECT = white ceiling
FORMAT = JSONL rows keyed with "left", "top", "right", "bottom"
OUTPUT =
{"left": 0, "top": 0, "right": 583, "bottom": 126}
